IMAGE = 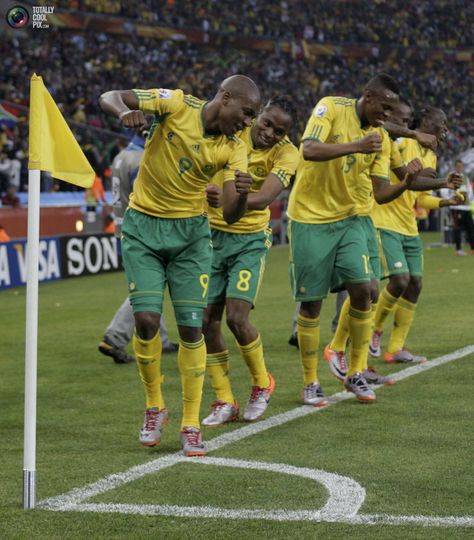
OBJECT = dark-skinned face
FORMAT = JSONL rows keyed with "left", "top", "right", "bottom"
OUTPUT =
{"left": 363, "top": 89, "right": 399, "bottom": 127}
{"left": 423, "top": 111, "right": 448, "bottom": 143}
{"left": 219, "top": 92, "right": 260, "bottom": 137}
{"left": 390, "top": 102, "right": 412, "bottom": 128}
{"left": 251, "top": 106, "right": 292, "bottom": 149}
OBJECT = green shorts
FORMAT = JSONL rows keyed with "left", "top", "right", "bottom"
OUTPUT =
{"left": 379, "top": 229, "right": 423, "bottom": 279}
{"left": 208, "top": 227, "right": 272, "bottom": 305}
{"left": 289, "top": 216, "right": 371, "bottom": 302}
{"left": 121, "top": 208, "right": 212, "bottom": 327}
{"left": 330, "top": 215, "right": 380, "bottom": 292}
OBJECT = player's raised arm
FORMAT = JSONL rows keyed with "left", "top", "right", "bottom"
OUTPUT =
{"left": 384, "top": 121, "right": 437, "bottom": 151}
{"left": 99, "top": 90, "right": 146, "bottom": 128}
{"left": 303, "top": 131, "right": 382, "bottom": 161}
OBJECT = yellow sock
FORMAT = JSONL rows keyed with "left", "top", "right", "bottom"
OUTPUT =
{"left": 206, "top": 350, "right": 234, "bottom": 403}
{"left": 374, "top": 287, "right": 399, "bottom": 332}
{"left": 178, "top": 336, "right": 206, "bottom": 430}
{"left": 330, "top": 297, "right": 350, "bottom": 352}
{"left": 237, "top": 335, "right": 269, "bottom": 388}
{"left": 388, "top": 298, "right": 417, "bottom": 353}
{"left": 348, "top": 306, "right": 372, "bottom": 376}
{"left": 297, "top": 314, "right": 320, "bottom": 385}
{"left": 133, "top": 331, "right": 164, "bottom": 410}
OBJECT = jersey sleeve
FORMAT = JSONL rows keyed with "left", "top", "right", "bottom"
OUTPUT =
{"left": 390, "top": 138, "right": 404, "bottom": 171}
{"left": 222, "top": 139, "right": 248, "bottom": 182}
{"left": 270, "top": 142, "right": 300, "bottom": 188}
{"left": 416, "top": 193, "right": 441, "bottom": 209}
{"left": 370, "top": 130, "right": 391, "bottom": 180}
{"left": 301, "top": 97, "right": 335, "bottom": 143}
{"left": 132, "top": 88, "right": 185, "bottom": 115}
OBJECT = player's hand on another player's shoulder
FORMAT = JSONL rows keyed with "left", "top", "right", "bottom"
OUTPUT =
{"left": 205, "top": 184, "right": 222, "bottom": 208}
{"left": 119, "top": 109, "right": 147, "bottom": 129}
{"left": 414, "top": 131, "right": 437, "bottom": 151}
{"left": 405, "top": 158, "right": 423, "bottom": 187}
{"left": 234, "top": 171, "right": 253, "bottom": 195}
{"left": 356, "top": 132, "right": 382, "bottom": 154}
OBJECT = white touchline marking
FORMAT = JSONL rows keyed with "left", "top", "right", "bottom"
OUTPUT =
{"left": 38, "top": 345, "right": 474, "bottom": 527}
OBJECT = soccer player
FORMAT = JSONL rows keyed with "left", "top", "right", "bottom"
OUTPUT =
{"left": 98, "top": 129, "right": 178, "bottom": 365}
{"left": 325, "top": 100, "right": 463, "bottom": 381}
{"left": 369, "top": 104, "right": 464, "bottom": 363}
{"left": 201, "top": 96, "right": 299, "bottom": 426}
{"left": 99, "top": 75, "right": 260, "bottom": 455}
{"left": 288, "top": 73, "right": 412, "bottom": 404}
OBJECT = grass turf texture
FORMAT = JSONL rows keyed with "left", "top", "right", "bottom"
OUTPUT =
{"left": 1, "top": 233, "right": 473, "bottom": 539}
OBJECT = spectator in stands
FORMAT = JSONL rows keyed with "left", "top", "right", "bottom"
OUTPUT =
{"left": 85, "top": 173, "right": 106, "bottom": 212}
{"left": 441, "top": 160, "right": 474, "bottom": 255}
{"left": 0, "top": 150, "right": 11, "bottom": 193}
{"left": 1, "top": 185, "right": 20, "bottom": 207}
{"left": 104, "top": 213, "right": 115, "bottom": 234}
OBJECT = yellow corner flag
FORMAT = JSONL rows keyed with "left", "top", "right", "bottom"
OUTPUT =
{"left": 28, "top": 74, "right": 95, "bottom": 188}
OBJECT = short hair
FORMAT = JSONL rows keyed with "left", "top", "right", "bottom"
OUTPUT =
{"left": 399, "top": 96, "right": 413, "bottom": 110}
{"left": 455, "top": 159, "right": 463, "bottom": 166}
{"left": 413, "top": 105, "right": 445, "bottom": 128}
{"left": 265, "top": 95, "right": 296, "bottom": 121}
{"left": 364, "top": 73, "right": 400, "bottom": 96}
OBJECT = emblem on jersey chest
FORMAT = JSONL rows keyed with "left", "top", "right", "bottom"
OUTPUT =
{"left": 203, "top": 164, "right": 215, "bottom": 174}
{"left": 251, "top": 166, "right": 266, "bottom": 178}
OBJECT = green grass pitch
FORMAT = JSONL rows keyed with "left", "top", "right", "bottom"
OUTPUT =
{"left": 1, "top": 233, "right": 473, "bottom": 539}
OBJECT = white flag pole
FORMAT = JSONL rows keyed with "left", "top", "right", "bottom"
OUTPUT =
{"left": 23, "top": 168, "right": 41, "bottom": 509}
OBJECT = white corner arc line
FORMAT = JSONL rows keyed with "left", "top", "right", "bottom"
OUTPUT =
{"left": 38, "top": 345, "right": 474, "bottom": 527}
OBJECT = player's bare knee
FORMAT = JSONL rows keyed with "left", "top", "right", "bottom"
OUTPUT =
{"left": 410, "top": 276, "right": 422, "bottom": 293}
{"left": 370, "top": 279, "right": 379, "bottom": 304}
{"left": 347, "top": 282, "right": 371, "bottom": 309}
{"left": 390, "top": 274, "right": 410, "bottom": 296}
{"left": 178, "top": 325, "right": 202, "bottom": 343}
{"left": 300, "top": 300, "right": 321, "bottom": 319}
{"left": 134, "top": 312, "right": 161, "bottom": 340}
{"left": 226, "top": 310, "right": 249, "bottom": 336}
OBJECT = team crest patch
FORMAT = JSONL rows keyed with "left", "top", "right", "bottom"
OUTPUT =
{"left": 313, "top": 104, "right": 327, "bottom": 118}
{"left": 158, "top": 89, "right": 173, "bottom": 99}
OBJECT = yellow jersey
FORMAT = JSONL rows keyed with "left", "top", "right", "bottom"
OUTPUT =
{"left": 360, "top": 138, "right": 404, "bottom": 217}
{"left": 287, "top": 96, "right": 391, "bottom": 224}
{"left": 129, "top": 88, "right": 247, "bottom": 218}
{"left": 208, "top": 127, "right": 299, "bottom": 233}
{"left": 372, "top": 138, "right": 437, "bottom": 236}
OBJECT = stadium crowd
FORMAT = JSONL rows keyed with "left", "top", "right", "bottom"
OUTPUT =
{"left": 38, "top": 0, "right": 473, "bottom": 48}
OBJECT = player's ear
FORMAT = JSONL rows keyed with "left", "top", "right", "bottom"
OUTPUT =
{"left": 221, "top": 91, "right": 232, "bottom": 106}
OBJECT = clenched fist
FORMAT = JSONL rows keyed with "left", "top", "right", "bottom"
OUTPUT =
{"left": 356, "top": 132, "right": 382, "bottom": 154}
{"left": 234, "top": 170, "right": 253, "bottom": 195}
